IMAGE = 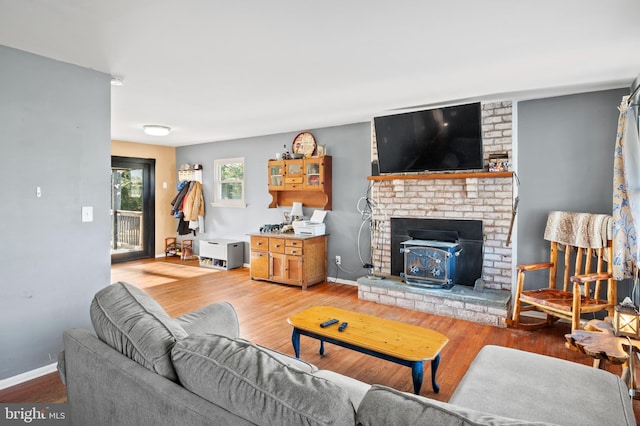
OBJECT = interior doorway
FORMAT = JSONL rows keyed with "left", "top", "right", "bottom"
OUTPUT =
{"left": 111, "top": 156, "right": 156, "bottom": 263}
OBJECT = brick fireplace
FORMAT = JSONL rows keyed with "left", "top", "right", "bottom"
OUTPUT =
{"left": 358, "top": 101, "right": 514, "bottom": 327}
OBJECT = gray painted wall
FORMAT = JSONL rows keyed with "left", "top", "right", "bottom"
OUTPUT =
{"left": 0, "top": 46, "right": 111, "bottom": 379}
{"left": 517, "top": 88, "right": 631, "bottom": 296}
{"left": 176, "top": 123, "right": 373, "bottom": 282}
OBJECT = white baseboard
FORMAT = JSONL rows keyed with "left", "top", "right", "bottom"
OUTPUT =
{"left": 0, "top": 362, "right": 58, "bottom": 390}
{"left": 329, "top": 277, "right": 358, "bottom": 286}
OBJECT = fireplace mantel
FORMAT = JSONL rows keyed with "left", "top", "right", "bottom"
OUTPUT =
{"left": 367, "top": 171, "right": 512, "bottom": 181}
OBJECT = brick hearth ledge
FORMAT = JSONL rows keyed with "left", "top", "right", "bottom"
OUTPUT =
{"left": 357, "top": 276, "right": 511, "bottom": 327}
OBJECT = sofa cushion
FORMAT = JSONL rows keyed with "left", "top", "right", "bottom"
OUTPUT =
{"left": 90, "top": 281, "right": 187, "bottom": 382}
{"left": 356, "top": 385, "right": 557, "bottom": 426}
{"left": 175, "top": 301, "right": 240, "bottom": 338}
{"left": 172, "top": 334, "right": 356, "bottom": 426}
{"left": 312, "top": 369, "right": 371, "bottom": 410}
{"left": 256, "top": 344, "right": 318, "bottom": 373}
{"left": 450, "top": 345, "right": 636, "bottom": 426}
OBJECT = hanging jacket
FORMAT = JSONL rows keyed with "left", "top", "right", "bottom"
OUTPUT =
{"left": 171, "top": 181, "right": 191, "bottom": 216}
{"left": 183, "top": 181, "right": 204, "bottom": 221}
{"left": 177, "top": 216, "right": 195, "bottom": 235}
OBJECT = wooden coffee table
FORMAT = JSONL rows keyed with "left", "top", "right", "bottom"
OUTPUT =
{"left": 287, "top": 305, "right": 449, "bottom": 394}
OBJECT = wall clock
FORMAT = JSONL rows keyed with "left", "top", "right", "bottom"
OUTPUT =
{"left": 292, "top": 132, "right": 316, "bottom": 156}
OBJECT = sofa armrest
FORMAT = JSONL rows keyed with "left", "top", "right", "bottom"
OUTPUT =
{"left": 63, "top": 328, "right": 253, "bottom": 426}
{"left": 175, "top": 301, "right": 239, "bottom": 338}
{"left": 57, "top": 350, "right": 66, "bottom": 385}
{"left": 450, "top": 345, "right": 636, "bottom": 426}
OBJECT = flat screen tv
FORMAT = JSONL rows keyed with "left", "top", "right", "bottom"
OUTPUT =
{"left": 374, "top": 102, "right": 483, "bottom": 173}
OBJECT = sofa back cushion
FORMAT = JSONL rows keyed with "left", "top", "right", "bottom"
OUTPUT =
{"left": 90, "top": 281, "right": 187, "bottom": 381}
{"left": 172, "top": 334, "right": 356, "bottom": 426}
{"left": 356, "top": 385, "right": 558, "bottom": 426}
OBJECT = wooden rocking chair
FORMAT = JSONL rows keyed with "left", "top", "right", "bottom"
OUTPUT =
{"left": 511, "top": 211, "right": 617, "bottom": 333}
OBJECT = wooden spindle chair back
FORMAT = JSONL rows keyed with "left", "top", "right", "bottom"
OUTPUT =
{"left": 511, "top": 238, "right": 615, "bottom": 333}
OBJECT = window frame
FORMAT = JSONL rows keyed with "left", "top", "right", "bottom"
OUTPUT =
{"left": 212, "top": 157, "right": 246, "bottom": 208}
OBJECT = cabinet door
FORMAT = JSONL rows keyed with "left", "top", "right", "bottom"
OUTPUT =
{"left": 250, "top": 251, "right": 269, "bottom": 280}
{"left": 270, "top": 252, "right": 285, "bottom": 282}
{"left": 286, "top": 160, "right": 304, "bottom": 178}
{"left": 268, "top": 160, "right": 285, "bottom": 190}
{"left": 284, "top": 159, "right": 304, "bottom": 190}
{"left": 283, "top": 255, "right": 304, "bottom": 286}
{"left": 303, "top": 158, "right": 324, "bottom": 190}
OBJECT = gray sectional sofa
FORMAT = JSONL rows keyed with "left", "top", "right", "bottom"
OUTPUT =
{"left": 59, "top": 282, "right": 636, "bottom": 425}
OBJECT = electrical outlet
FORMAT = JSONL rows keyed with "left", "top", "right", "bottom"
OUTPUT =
{"left": 335, "top": 256, "right": 341, "bottom": 265}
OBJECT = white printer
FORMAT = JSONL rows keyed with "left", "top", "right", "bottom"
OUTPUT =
{"left": 292, "top": 210, "right": 327, "bottom": 236}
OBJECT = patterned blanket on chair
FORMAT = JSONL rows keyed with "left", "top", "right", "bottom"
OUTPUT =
{"left": 543, "top": 211, "right": 612, "bottom": 249}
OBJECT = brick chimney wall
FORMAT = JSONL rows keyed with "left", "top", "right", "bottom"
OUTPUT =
{"left": 370, "top": 101, "right": 514, "bottom": 290}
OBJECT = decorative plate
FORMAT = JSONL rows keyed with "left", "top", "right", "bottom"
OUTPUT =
{"left": 292, "top": 132, "right": 316, "bottom": 155}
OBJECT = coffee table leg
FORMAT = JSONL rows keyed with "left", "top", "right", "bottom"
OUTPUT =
{"left": 292, "top": 328, "right": 301, "bottom": 358}
{"left": 431, "top": 354, "right": 441, "bottom": 393}
{"left": 411, "top": 361, "right": 424, "bottom": 395}
{"left": 319, "top": 340, "right": 325, "bottom": 355}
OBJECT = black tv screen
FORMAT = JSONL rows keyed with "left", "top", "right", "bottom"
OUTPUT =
{"left": 374, "top": 102, "right": 483, "bottom": 173}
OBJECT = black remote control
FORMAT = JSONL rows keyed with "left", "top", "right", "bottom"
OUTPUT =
{"left": 338, "top": 322, "right": 348, "bottom": 332}
{"left": 320, "top": 318, "right": 339, "bottom": 328}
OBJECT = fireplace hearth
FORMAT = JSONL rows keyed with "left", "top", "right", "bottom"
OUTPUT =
{"left": 357, "top": 275, "right": 511, "bottom": 327}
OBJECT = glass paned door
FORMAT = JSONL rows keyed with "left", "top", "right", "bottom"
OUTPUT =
{"left": 268, "top": 161, "right": 284, "bottom": 190}
{"left": 304, "top": 159, "right": 322, "bottom": 189}
{"left": 111, "top": 156, "right": 155, "bottom": 263}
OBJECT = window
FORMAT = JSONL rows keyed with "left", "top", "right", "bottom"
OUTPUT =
{"left": 212, "top": 157, "right": 245, "bottom": 207}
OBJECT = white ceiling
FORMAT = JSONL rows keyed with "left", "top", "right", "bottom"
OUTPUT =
{"left": 1, "top": 0, "right": 639, "bottom": 147}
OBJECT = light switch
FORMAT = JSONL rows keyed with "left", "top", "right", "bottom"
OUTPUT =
{"left": 82, "top": 206, "right": 93, "bottom": 222}
{"left": 36, "top": 187, "right": 42, "bottom": 198}
{"left": 163, "top": 182, "right": 168, "bottom": 189}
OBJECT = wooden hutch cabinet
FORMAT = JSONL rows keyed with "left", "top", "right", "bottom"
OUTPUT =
{"left": 268, "top": 156, "right": 332, "bottom": 210}
{"left": 249, "top": 233, "right": 327, "bottom": 290}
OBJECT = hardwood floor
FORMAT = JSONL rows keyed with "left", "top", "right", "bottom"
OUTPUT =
{"left": 2, "top": 256, "right": 639, "bottom": 422}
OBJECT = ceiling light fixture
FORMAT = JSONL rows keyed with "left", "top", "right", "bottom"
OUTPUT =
{"left": 110, "top": 76, "right": 124, "bottom": 86}
{"left": 143, "top": 125, "right": 171, "bottom": 136}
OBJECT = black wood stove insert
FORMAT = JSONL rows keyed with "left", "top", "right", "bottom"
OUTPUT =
{"left": 390, "top": 218, "right": 483, "bottom": 287}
